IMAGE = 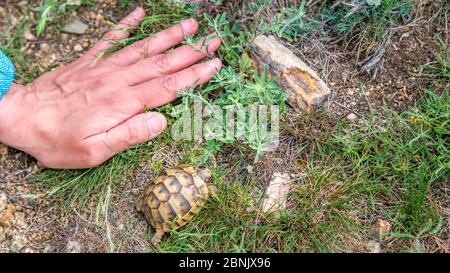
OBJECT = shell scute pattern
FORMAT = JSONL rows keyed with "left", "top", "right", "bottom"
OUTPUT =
{"left": 139, "top": 165, "right": 212, "bottom": 246}
{"left": 159, "top": 202, "right": 178, "bottom": 222}
{"left": 169, "top": 193, "right": 191, "bottom": 216}
{"left": 152, "top": 183, "right": 171, "bottom": 202}
{"left": 147, "top": 192, "right": 161, "bottom": 209}
{"left": 164, "top": 176, "right": 183, "bottom": 194}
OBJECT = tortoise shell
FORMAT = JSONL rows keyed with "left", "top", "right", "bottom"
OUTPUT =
{"left": 138, "top": 164, "right": 211, "bottom": 245}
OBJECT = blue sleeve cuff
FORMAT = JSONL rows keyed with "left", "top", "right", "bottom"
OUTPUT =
{"left": 0, "top": 50, "right": 15, "bottom": 100}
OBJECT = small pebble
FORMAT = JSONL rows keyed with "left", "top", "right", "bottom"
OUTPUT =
{"left": 367, "top": 240, "right": 382, "bottom": 253}
{"left": 13, "top": 212, "right": 27, "bottom": 229}
{"left": 40, "top": 43, "right": 50, "bottom": 51}
{"left": 10, "top": 234, "right": 28, "bottom": 252}
{"left": 24, "top": 28, "right": 36, "bottom": 41}
{"left": 372, "top": 219, "right": 392, "bottom": 240}
{"left": 66, "top": 240, "right": 82, "bottom": 253}
{"left": 62, "top": 19, "right": 89, "bottom": 35}
{"left": 74, "top": 44, "right": 84, "bottom": 52}
{"left": 0, "top": 209, "right": 14, "bottom": 228}
{"left": 0, "top": 192, "right": 7, "bottom": 211}
{"left": 346, "top": 113, "right": 358, "bottom": 122}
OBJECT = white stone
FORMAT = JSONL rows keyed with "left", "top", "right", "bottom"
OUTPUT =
{"left": 10, "top": 234, "right": 28, "bottom": 252}
{"left": 24, "top": 28, "right": 36, "bottom": 41}
{"left": 66, "top": 240, "right": 81, "bottom": 253}
{"left": 346, "top": 113, "right": 358, "bottom": 122}
{"left": 0, "top": 192, "right": 7, "bottom": 212}
{"left": 13, "top": 212, "right": 27, "bottom": 229}
{"left": 261, "top": 173, "right": 292, "bottom": 215}
{"left": 367, "top": 240, "right": 381, "bottom": 253}
{"left": 62, "top": 19, "right": 88, "bottom": 35}
{"left": 74, "top": 44, "right": 84, "bottom": 52}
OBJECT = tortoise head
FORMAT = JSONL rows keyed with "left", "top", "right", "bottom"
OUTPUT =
{"left": 198, "top": 168, "right": 212, "bottom": 181}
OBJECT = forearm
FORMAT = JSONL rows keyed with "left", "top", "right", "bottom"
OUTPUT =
{"left": 0, "top": 83, "right": 18, "bottom": 130}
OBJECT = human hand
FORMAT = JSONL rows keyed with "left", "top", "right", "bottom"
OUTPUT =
{"left": 0, "top": 7, "right": 222, "bottom": 169}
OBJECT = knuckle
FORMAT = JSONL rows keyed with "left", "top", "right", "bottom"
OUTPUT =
{"left": 120, "top": 18, "right": 135, "bottom": 28}
{"left": 152, "top": 54, "right": 170, "bottom": 73}
{"left": 103, "top": 31, "right": 118, "bottom": 42}
{"left": 161, "top": 74, "right": 179, "bottom": 92}
{"left": 53, "top": 74, "right": 67, "bottom": 88}
{"left": 192, "top": 66, "right": 204, "bottom": 78}
{"left": 124, "top": 123, "right": 146, "bottom": 145}
{"left": 131, "top": 39, "right": 150, "bottom": 58}
{"left": 169, "top": 25, "right": 183, "bottom": 38}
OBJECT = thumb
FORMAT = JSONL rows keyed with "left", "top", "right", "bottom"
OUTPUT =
{"left": 94, "top": 112, "right": 167, "bottom": 160}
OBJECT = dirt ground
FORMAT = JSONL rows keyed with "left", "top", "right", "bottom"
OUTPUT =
{"left": 0, "top": 0, "right": 448, "bottom": 252}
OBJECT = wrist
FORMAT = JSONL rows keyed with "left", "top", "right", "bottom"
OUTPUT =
{"left": 0, "top": 83, "right": 26, "bottom": 145}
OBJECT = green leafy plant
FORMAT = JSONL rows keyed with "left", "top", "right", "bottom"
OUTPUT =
{"left": 168, "top": 11, "right": 288, "bottom": 162}
{"left": 323, "top": 0, "right": 412, "bottom": 40}
{"left": 204, "top": 12, "right": 242, "bottom": 65}
{"left": 265, "top": 0, "right": 318, "bottom": 42}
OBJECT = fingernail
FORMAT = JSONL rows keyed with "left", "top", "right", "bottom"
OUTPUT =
{"left": 181, "top": 18, "right": 197, "bottom": 32}
{"left": 147, "top": 113, "right": 166, "bottom": 135}
{"left": 207, "top": 58, "right": 221, "bottom": 70}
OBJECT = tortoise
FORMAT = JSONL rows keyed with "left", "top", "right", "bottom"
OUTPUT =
{"left": 137, "top": 164, "right": 214, "bottom": 246}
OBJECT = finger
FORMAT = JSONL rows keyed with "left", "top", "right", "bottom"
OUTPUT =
{"left": 108, "top": 18, "right": 199, "bottom": 66}
{"left": 91, "top": 112, "right": 167, "bottom": 160}
{"left": 125, "top": 35, "right": 221, "bottom": 86}
{"left": 84, "top": 7, "right": 145, "bottom": 59}
{"left": 133, "top": 58, "right": 222, "bottom": 109}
